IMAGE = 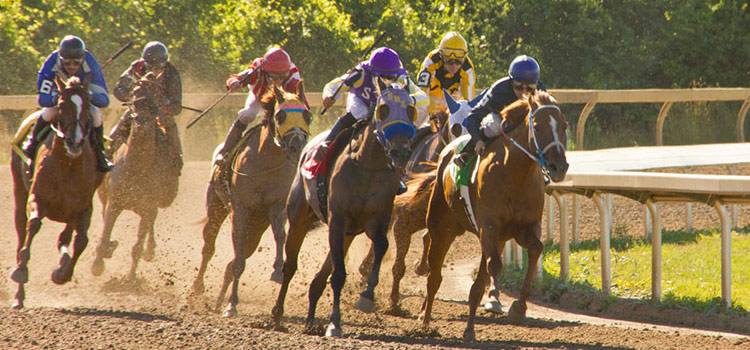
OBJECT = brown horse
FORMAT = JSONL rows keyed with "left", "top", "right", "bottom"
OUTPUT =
{"left": 198, "top": 87, "right": 311, "bottom": 317}
{"left": 272, "top": 83, "right": 417, "bottom": 337}
{"left": 357, "top": 91, "right": 488, "bottom": 310}
{"left": 10, "top": 76, "right": 103, "bottom": 308}
{"left": 90, "top": 74, "right": 181, "bottom": 281}
{"left": 419, "top": 91, "right": 569, "bottom": 341}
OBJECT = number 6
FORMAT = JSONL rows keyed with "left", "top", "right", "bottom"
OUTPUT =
{"left": 39, "top": 80, "right": 54, "bottom": 94}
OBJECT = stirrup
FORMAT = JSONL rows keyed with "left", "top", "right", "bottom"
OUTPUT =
{"left": 453, "top": 152, "right": 471, "bottom": 168}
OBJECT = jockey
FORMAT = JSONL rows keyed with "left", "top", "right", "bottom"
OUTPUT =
{"left": 111, "top": 41, "right": 183, "bottom": 171}
{"left": 416, "top": 31, "right": 476, "bottom": 125}
{"left": 24, "top": 35, "right": 112, "bottom": 172}
{"left": 453, "top": 55, "right": 547, "bottom": 167}
{"left": 317, "top": 47, "right": 427, "bottom": 161}
{"left": 214, "top": 47, "right": 307, "bottom": 166}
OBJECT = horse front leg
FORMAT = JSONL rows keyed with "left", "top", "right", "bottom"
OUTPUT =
{"left": 11, "top": 215, "right": 43, "bottom": 309}
{"left": 325, "top": 215, "right": 347, "bottom": 338}
{"left": 356, "top": 219, "right": 390, "bottom": 313}
{"left": 127, "top": 207, "right": 157, "bottom": 282}
{"left": 52, "top": 207, "right": 93, "bottom": 284}
{"left": 268, "top": 203, "right": 286, "bottom": 284}
{"left": 50, "top": 224, "right": 75, "bottom": 284}
{"left": 142, "top": 209, "right": 159, "bottom": 262}
{"left": 306, "top": 235, "right": 354, "bottom": 333}
{"left": 509, "top": 223, "right": 543, "bottom": 323}
{"left": 92, "top": 204, "right": 123, "bottom": 276}
{"left": 484, "top": 238, "right": 506, "bottom": 314}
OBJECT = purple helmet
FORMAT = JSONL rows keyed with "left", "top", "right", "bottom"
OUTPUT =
{"left": 368, "top": 47, "right": 406, "bottom": 76}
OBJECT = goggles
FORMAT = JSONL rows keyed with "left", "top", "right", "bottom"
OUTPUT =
{"left": 267, "top": 71, "right": 288, "bottom": 81}
{"left": 145, "top": 61, "right": 167, "bottom": 70}
{"left": 512, "top": 80, "right": 537, "bottom": 91}
{"left": 61, "top": 58, "right": 83, "bottom": 67}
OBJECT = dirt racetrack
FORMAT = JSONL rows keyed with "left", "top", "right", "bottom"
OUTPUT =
{"left": 1, "top": 162, "right": 749, "bottom": 349}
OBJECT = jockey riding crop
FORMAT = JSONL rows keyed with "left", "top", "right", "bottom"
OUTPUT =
{"left": 102, "top": 40, "right": 134, "bottom": 69}
{"left": 319, "top": 32, "right": 386, "bottom": 116}
{"left": 185, "top": 89, "right": 232, "bottom": 129}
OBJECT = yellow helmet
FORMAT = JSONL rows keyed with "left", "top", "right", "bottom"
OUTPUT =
{"left": 438, "top": 32, "right": 468, "bottom": 60}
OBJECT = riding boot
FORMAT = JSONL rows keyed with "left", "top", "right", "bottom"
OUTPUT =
{"left": 313, "top": 112, "right": 357, "bottom": 162}
{"left": 453, "top": 137, "right": 477, "bottom": 168}
{"left": 161, "top": 115, "right": 183, "bottom": 174}
{"left": 22, "top": 117, "right": 51, "bottom": 162}
{"left": 107, "top": 112, "right": 132, "bottom": 158}
{"left": 215, "top": 119, "right": 247, "bottom": 166}
{"left": 92, "top": 126, "right": 114, "bottom": 172}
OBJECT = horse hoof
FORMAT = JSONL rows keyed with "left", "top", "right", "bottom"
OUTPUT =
{"left": 51, "top": 254, "right": 72, "bottom": 285}
{"left": 484, "top": 300, "right": 503, "bottom": 314}
{"left": 462, "top": 327, "right": 476, "bottom": 342}
{"left": 191, "top": 281, "right": 205, "bottom": 295}
{"left": 325, "top": 323, "right": 342, "bottom": 337}
{"left": 11, "top": 300, "right": 24, "bottom": 310}
{"left": 414, "top": 260, "right": 429, "bottom": 276}
{"left": 222, "top": 304, "right": 237, "bottom": 318}
{"left": 508, "top": 300, "right": 527, "bottom": 323}
{"left": 91, "top": 259, "right": 105, "bottom": 276}
{"left": 10, "top": 267, "right": 28, "bottom": 284}
{"left": 270, "top": 270, "right": 283, "bottom": 284}
{"left": 142, "top": 248, "right": 155, "bottom": 262}
{"left": 355, "top": 295, "right": 376, "bottom": 313}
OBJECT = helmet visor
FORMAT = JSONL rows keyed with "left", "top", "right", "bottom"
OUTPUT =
{"left": 440, "top": 48, "right": 466, "bottom": 60}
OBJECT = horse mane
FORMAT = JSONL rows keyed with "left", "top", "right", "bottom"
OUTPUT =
{"left": 501, "top": 90, "right": 559, "bottom": 128}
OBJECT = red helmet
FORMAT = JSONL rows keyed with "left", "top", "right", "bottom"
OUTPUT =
{"left": 262, "top": 48, "right": 292, "bottom": 74}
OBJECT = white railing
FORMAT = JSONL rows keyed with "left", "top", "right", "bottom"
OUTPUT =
{"left": 546, "top": 171, "right": 750, "bottom": 308}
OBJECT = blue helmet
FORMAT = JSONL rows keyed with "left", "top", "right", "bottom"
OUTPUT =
{"left": 59, "top": 35, "right": 86, "bottom": 60}
{"left": 508, "top": 55, "right": 540, "bottom": 84}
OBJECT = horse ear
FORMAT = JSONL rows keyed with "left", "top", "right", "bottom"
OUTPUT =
{"left": 54, "top": 75, "right": 65, "bottom": 92}
{"left": 443, "top": 89, "right": 460, "bottom": 114}
{"left": 273, "top": 86, "right": 285, "bottom": 103}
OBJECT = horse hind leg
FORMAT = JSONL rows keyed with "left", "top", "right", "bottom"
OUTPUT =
{"left": 221, "top": 210, "right": 267, "bottom": 318}
{"left": 192, "top": 186, "right": 230, "bottom": 295}
{"left": 92, "top": 205, "right": 123, "bottom": 276}
{"left": 389, "top": 216, "right": 414, "bottom": 311}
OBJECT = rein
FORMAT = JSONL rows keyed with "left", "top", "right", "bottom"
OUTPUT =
{"left": 498, "top": 104, "right": 564, "bottom": 173}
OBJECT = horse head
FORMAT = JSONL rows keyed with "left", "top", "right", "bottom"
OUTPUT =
{"left": 270, "top": 86, "right": 312, "bottom": 161}
{"left": 373, "top": 81, "right": 417, "bottom": 169}
{"left": 444, "top": 88, "right": 487, "bottom": 142}
{"left": 129, "top": 72, "right": 161, "bottom": 125}
{"left": 52, "top": 76, "right": 90, "bottom": 158}
{"left": 525, "top": 92, "right": 569, "bottom": 182}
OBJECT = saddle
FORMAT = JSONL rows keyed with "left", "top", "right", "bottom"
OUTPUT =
{"left": 301, "top": 122, "right": 366, "bottom": 221}
{"left": 211, "top": 124, "right": 264, "bottom": 207}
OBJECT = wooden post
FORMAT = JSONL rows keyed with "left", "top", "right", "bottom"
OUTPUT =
{"left": 646, "top": 199, "right": 662, "bottom": 301}
{"left": 593, "top": 192, "right": 611, "bottom": 295}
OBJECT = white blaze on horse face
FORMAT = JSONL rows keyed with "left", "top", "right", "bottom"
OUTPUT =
{"left": 70, "top": 94, "right": 84, "bottom": 144}
{"left": 548, "top": 116, "right": 563, "bottom": 153}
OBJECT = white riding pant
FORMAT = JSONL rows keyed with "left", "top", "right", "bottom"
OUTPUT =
{"left": 41, "top": 105, "right": 103, "bottom": 127}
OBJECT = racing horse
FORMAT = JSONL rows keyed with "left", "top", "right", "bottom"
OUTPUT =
{"left": 272, "top": 82, "right": 417, "bottom": 337}
{"left": 200, "top": 87, "right": 312, "bottom": 316}
{"left": 419, "top": 91, "right": 569, "bottom": 341}
{"left": 10, "top": 76, "right": 103, "bottom": 308}
{"left": 91, "top": 73, "right": 181, "bottom": 280}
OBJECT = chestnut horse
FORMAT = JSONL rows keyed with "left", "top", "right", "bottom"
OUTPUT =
{"left": 91, "top": 74, "right": 181, "bottom": 281}
{"left": 272, "top": 83, "right": 417, "bottom": 337}
{"left": 10, "top": 76, "right": 103, "bottom": 308}
{"left": 198, "top": 87, "right": 311, "bottom": 317}
{"left": 419, "top": 91, "right": 569, "bottom": 341}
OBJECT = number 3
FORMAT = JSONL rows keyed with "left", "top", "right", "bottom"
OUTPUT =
{"left": 39, "top": 80, "right": 54, "bottom": 94}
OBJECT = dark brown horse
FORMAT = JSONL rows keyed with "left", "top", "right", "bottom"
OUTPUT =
{"left": 357, "top": 91, "right": 487, "bottom": 310}
{"left": 272, "top": 83, "right": 417, "bottom": 337}
{"left": 198, "top": 87, "right": 311, "bottom": 317}
{"left": 90, "top": 74, "right": 181, "bottom": 281}
{"left": 10, "top": 76, "right": 103, "bottom": 308}
{"left": 419, "top": 91, "right": 569, "bottom": 341}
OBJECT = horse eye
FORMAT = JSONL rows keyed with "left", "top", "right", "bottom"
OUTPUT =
{"left": 276, "top": 111, "right": 286, "bottom": 124}
{"left": 377, "top": 105, "right": 390, "bottom": 120}
{"left": 303, "top": 111, "right": 312, "bottom": 125}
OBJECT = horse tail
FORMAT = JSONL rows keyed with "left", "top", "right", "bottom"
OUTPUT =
{"left": 395, "top": 162, "right": 438, "bottom": 212}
